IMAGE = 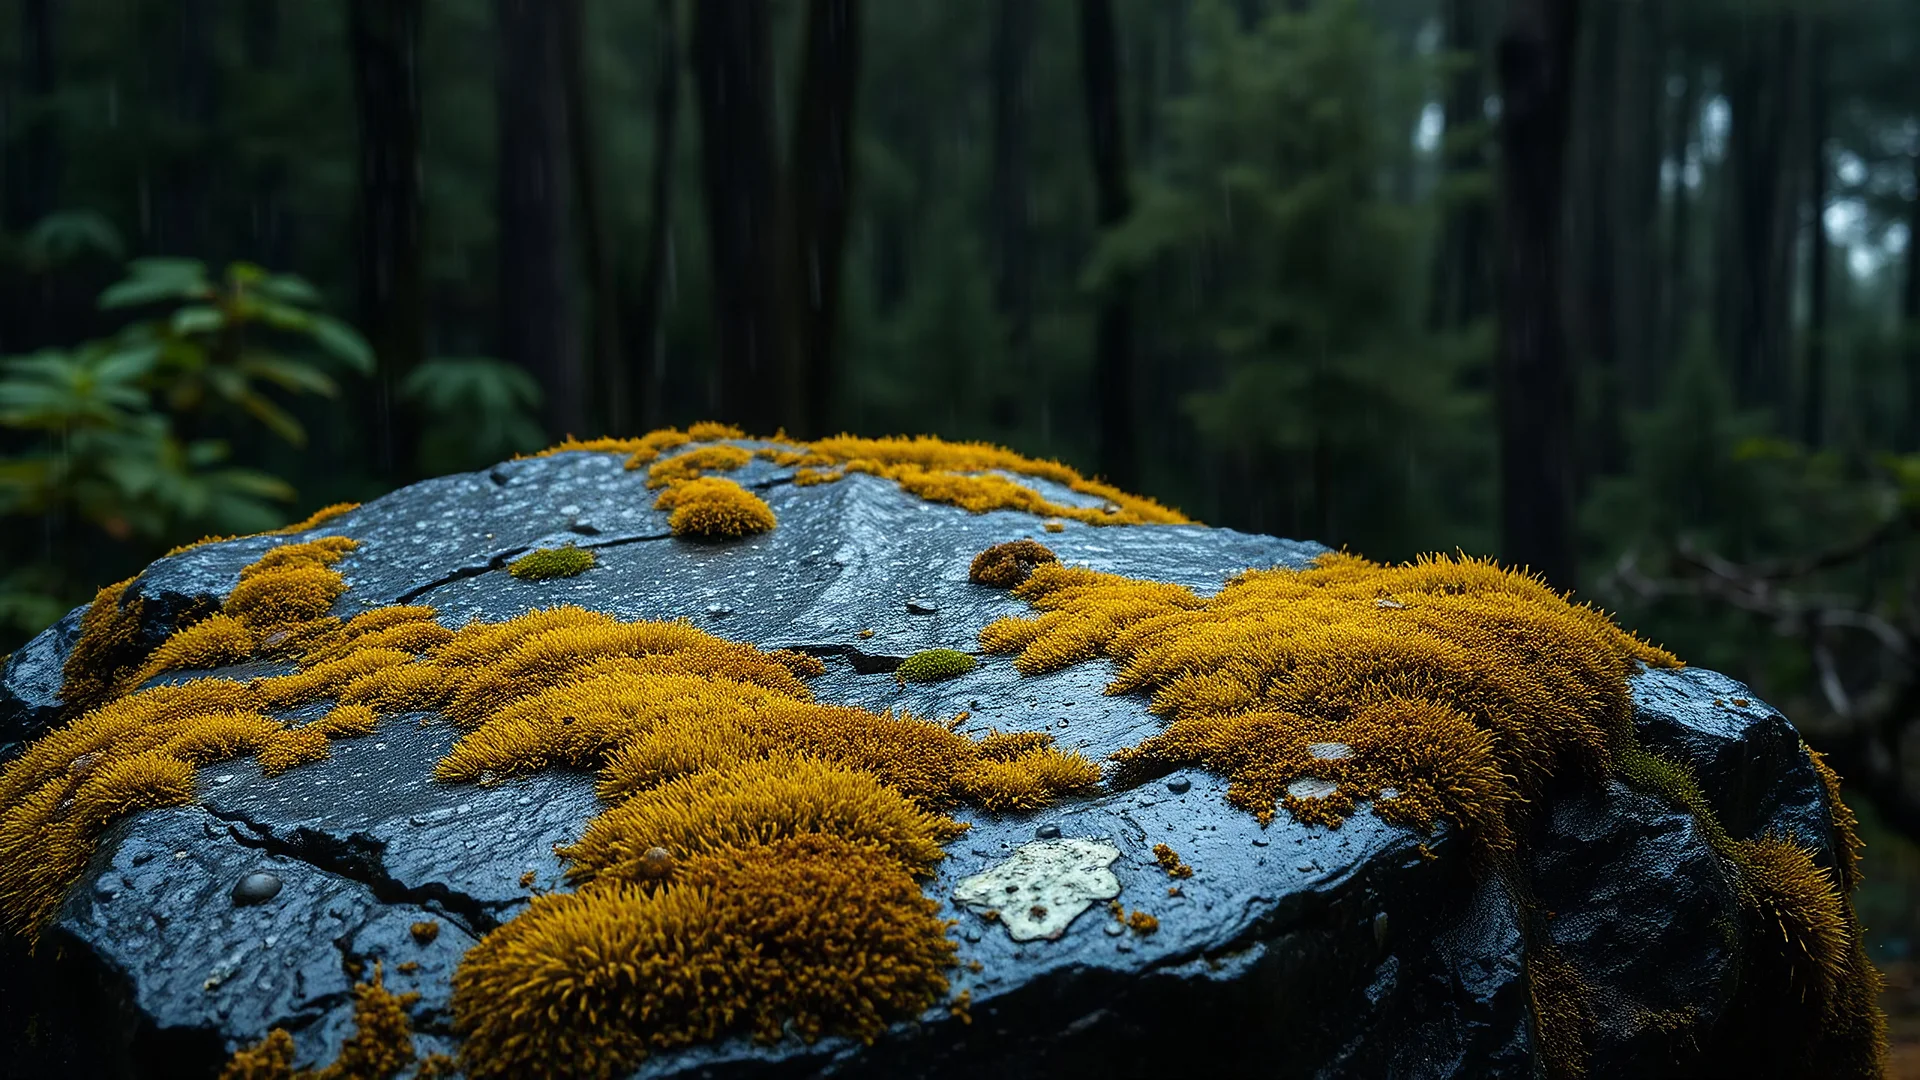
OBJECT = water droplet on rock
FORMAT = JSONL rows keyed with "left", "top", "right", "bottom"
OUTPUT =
{"left": 706, "top": 605, "right": 732, "bottom": 618}
{"left": 639, "top": 847, "right": 674, "bottom": 879}
{"left": 1104, "top": 921, "right": 1125, "bottom": 936}
{"left": 1035, "top": 824, "right": 1061, "bottom": 840}
{"left": 232, "top": 872, "right": 283, "bottom": 906}
{"left": 905, "top": 599, "right": 939, "bottom": 615}
{"left": 211, "top": 774, "right": 235, "bottom": 786}
{"left": 1373, "top": 911, "right": 1390, "bottom": 946}
{"left": 1166, "top": 777, "right": 1192, "bottom": 794}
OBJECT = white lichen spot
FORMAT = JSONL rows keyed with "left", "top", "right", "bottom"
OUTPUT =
{"left": 952, "top": 838, "right": 1122, "bottom": 943}
{"left": 1286, "top": 778, "right": 1340, "bottom": 801}
{"left": 1307, "top": 742, "right": 1351, "bottom": 761}
{"left": 1378, "top": 787, "right": 1400, "bottom": 801}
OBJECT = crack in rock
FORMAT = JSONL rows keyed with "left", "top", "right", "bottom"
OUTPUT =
{"left": 773, "top": 642, "right": 906, "bottom": 675}
{"left": 201, "top": 806, "right": 511, "bottom": 939}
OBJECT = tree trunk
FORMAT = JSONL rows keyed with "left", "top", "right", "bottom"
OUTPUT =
{"left": 1569, "top": 0, "right": 1619, "bottom": 482}
{"left": 1716, "top": 13, "right": 1804, "bottom": 423}
{"left": 1495, "top": 0, "right": 1581, "bottom": 590}
{"left": 1, "top": 0, "right": 61, "bottom": 356}
{"left": 989, "top": 0, "right": 1035, "bottom": 385}
{"left": 244, "top": 0, "right": 293, "bottom": 271}
{"left": 788, "top": 0, "right": 861, "bottom": 440}
{"left": 558, "top": 0, "right": 625, "bottom": 436}
{"left": 348, "top": 0, "right": 426, "bottom": 479}
{"left": 152, "top": 0, "right": 218, "bottom": 259}
{"left": 1664, "top": 56, "right": 1697, "bottom": 370}
{"left": 1078, "top": 0, "right": 1138, "bottom": 492}
{"left": 691, "top": 0, "right": 793, "bottom": 434}
{"left": 633, "top": 0, "right": 681, "bottom": 430}
{"left": 1804, "top": 22, "right": 1829, "bottom": 448}
{"left": 1429, "top": 0, "right": 1492, "bottom": 331}
{"left": 1905, "top": 151, "right": 1920, "bottom": 449}
{"left": 498, "top": 0, "right": 582, "bottom": 438}
{"left": 1610, "top": 0, "right": 1662, "bottom": 411}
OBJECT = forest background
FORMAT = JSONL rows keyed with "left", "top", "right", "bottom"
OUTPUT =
{"left": 3, "top": 0, "right": 1919, "bottom": 1060}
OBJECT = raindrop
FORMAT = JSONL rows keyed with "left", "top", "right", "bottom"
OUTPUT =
{"left": 1166, "top": 776, "right": 1192, "bottom": 795}
{"left": 905, "top": 599, "right": 939, "bottom": 615}
{"left": 1035, "top": 824, "right": 1061, "bottom": 840}
{"left": 231, "top": 872, "right": 283, "bottom": 906}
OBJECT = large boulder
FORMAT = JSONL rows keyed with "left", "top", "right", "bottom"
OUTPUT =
{"left": 0, "top": 434, "right": 1884, "bottom": 1079}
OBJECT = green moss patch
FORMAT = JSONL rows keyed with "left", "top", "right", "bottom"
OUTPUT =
{"left": 508, "top": 545, "right": 597, "bottom": 581}
{"left": 896, "top": 649, "right": 976, "bottom": 684}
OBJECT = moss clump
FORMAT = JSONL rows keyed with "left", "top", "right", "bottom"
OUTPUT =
{"left": 507, "top": 544, "right": 597, "bottom": 581}
{"left": 896, "top": 648, "right": 976, "bottom": 684}
{"left": 535, "top": 427, "right": 1190, "bottom": 526}
{"left": 645, "top": 444, "right": 752, "bottom": 489}
{"left": 221, "top": 968, "right": 420, "bottom": 1080}
{"left": 968, "top": 539, "right": 1058, "bottom": 589}
{"left": 983, "top": 545, "right": 1889, "bottom": 1077}
{"left": 654, "top": 476, "right": 776, "bottom": 540}
{"left": 58, "top": 577, "right": 148, "bottom": 716}
{"left": 452, "top": 833, "right": 958, "bottom": 1080}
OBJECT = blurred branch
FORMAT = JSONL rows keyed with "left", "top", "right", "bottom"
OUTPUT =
{"left": 1603, "top": 539, "right": 1920, "bottom": 844}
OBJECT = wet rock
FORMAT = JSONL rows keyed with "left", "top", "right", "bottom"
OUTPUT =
{"left": 0, "top": 447, "right": 1851, "bottom": 1079}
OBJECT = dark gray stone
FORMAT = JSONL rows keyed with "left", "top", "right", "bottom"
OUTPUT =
{"left": 0, "top": 447, "right": 1849, "bottom": 1079}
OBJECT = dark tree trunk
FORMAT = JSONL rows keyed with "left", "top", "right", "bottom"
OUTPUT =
{"left": 1495, "top": 0, "right": 1581, "bottom": 590}
{"left": 152, "top": 0, "right": 218, "bottom": 259}
{"left": 244, "top": 0, "right": 293, "bottom": 271}
{"left": 1, "top": 0, "right": 61, "bottom": 356}
{"left": 1569, "top": 0, "right": 1620, "bottom": 482}
{"left": 788, "top": 0, "right": 861, "bottom": 439}
{"left": 348, "top": 0, "right": 426, "bottom": 479}
{"left": 1804, "top": 23, "right": 1829, "bottom": 448}
{"left": 498, "top": 0, "right": 582, "bottom": 438}
{"left": 633, "top": 0, "right": 681, "bottom": 430}
{"left": 691, "top": 0, "right": 793, "bottom": 434}
{"left": 1905, "top": 151, "right": 1920, "bottom": 449}
{"left": 558, "top": 0, "right": 625, "bottom": 436}
{"left": 1078, "top": 0, "right": 1138, "bottom": 492}
{"left": 5, "top": 0, "right": 59, "bottom": 234}
{"left": 1610, "top": 0, "right": 1662, "bottom": 411}
{"left": 989, "top": 0, "right": 1035, "bottom": 380}
{"left": 1664, "top": 57, "right": 1697, "bottom": 369}
{"left": 1716, "top": 14, "right": 1804, "bottom": 423}
{"left": 1429, "top": 0, "right": 1492, "bottom": 331}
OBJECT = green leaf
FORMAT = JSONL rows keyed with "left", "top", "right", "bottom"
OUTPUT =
{"left": 170, "top": 305, "right": 226, "bottom": 336}
{"left": 307, "top": 315, "right": 375, "bottom": 374}
{"left": 238, "top": 353, "right": 338, "bottom": 397}
{"left": 257, "top": 273, "right": 323, "bottom": 306}
{"left": 236, "top": 391, "right": 308, "bottom": 447}
{"left": 98, "top": 258, "right": 212, "bottom": 309}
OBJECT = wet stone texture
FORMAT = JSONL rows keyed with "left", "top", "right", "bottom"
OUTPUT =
{"left": 0, "top": 447, "right": 1849, "bottom": 1079}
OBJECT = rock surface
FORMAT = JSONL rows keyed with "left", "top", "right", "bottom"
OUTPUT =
{"left": 0, "top": 448, "right": 1848, "bottom": 1079}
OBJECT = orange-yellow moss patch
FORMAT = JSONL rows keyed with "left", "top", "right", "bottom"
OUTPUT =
{"left": 221, "top": 968, "right": 420, "bottom": 1080}
{"left": 645, "top": 444, "right": 753, "bottom": 489}
{"left": 451, "top": 834, "right": 956, "bottom": 1080}
{"left": 969, "top": 539, "right": 1059, "bottom": 588}
{"left": 653, "top": 476, "right": 776, "bottom": 540}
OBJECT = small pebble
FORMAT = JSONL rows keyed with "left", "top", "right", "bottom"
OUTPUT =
{"left": 1251, "top": 837, "right": 1269, "bottom": 847}
{"left": 1373, "top": 911, "right": 1391, "bottom": 947}
{"left": 905, "top": 599, "right": 939, "bottom": 615}
{"left": 963, "top": 928, "right": 982, "bottom": 943}
{"left": 1104, "top": 922, "right": 1125, "bottom": 936}
{"left": 1035, "top": 824, "right": 1061, "bottom": 840}
{"left": 1115, "top": 939, "right": 1134, "bottom": 953}
{"left": 211, "top": 774, "right": 235, "bottom": 786}
{"left": 231, "top": 872, "right": 283, "bottom": 906}
{"left": 1166, "top": 777, "right": 1192, "bottom": 794}
{"left": 639, "top": 846, "right": 675, "bottom": 879}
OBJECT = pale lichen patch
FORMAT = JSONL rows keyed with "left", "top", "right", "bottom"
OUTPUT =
{"left": 952, "top": 838, "right": 1122, "bottom": 942}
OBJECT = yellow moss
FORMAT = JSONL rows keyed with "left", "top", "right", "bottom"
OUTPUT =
{"left": 452, "top": 834, "right": 956, "bottom": 1080}
{"left": 1527, "top": 945, "right": 1591, "bottom": 1080}
{"left": 792, "top": 466, "right": 844, "bottom": 486}
{"left": 130, "top": 613, "right": 255, "bottom": 685}
{"left": 968, "top": 539, "right": 1059, "bottom": 588}
{"left": 685, "top": 420, "right": 745, "bottom": 442}
{"left": 259, "top": 725, "right": 331, "bottom": 776}
{"left": 1151, "top": 843, "right": 1193, "bottom": 879}
{"left": 1806, "top": 748, "right": 1863, "bottom": 894}
{"left": 1125, "top": 910, "right": 1159, "bottom": 935}
{"left": 311, "top": 704, "right": 378, "bottom": 740}
{"left": 653, "top": 476, "right": 777, "bottom": 540}
{"left": 255, "top": 648, "right": 414, "bottom": 710}
{"left": 645, "top": 444, "right": 753, "bottom": 489}
{"left": 338, "top": 664, "right": 452, "bottom": 713}
{"left": 529, "top": 429, "right": 693, "bottom": 469}
{"left": 218, "top": 1028, "right": 296, "bottom": 1080}
{"left": 299, "top": 618, "right": 452, "bottom": 668}
{"left": 562, "top": 757, "right": 964, "bottom": 888}
{"left": 159, "top": 711, "right": 284, "bottom": 764}
{"left": 268, "top": 502, "right": 360, "bottom": 536}
{"left": 59, "top": 577, "right": 148, "bottom": 715}
{"left": 506, "top": 544, "right": 597, "bottom": 581}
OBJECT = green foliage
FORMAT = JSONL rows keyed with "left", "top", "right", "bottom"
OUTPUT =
{"left": 1090, "top": 0, "right": 1492, "bottom": 556}
{"left": 401, "top": 358, "right": 546, "bottom": 476}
